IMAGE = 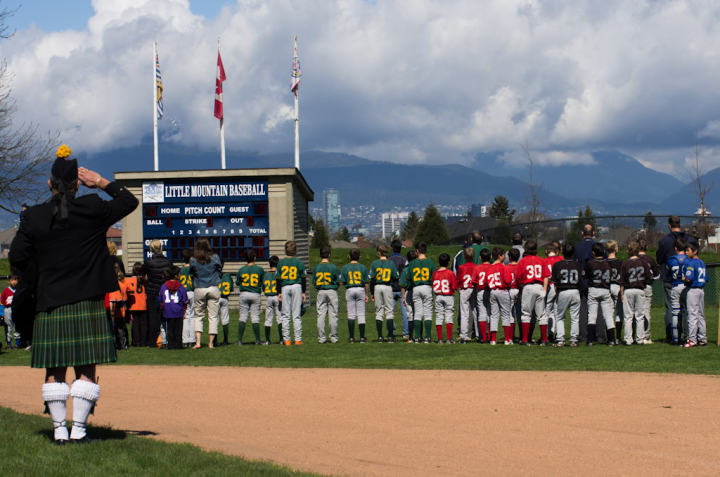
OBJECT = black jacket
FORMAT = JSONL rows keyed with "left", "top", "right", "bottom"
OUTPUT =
{"left": 9, "top": 182, "right": 138, "bottom": 311}
{"left": 657, "top": 231, "right": 695, "bottom": 282}
{"left": 141, "top": 253, "right": 173, "bottom": 298}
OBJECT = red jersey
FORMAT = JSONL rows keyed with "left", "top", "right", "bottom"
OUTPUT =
{"left": 544, "top": 255, "right": 563, "bottom": 283}
{"left": 456, "top": 263, "right": 477, "bottom": 290}
{"left": 432, "top": 269, "right": 458, "bottom": 296}
{"left": 0, "top": 287, "right": 15, "bottom": 306}
{"left": 517, "top": 255, "right": 549, "bottom": 285}
{"left": 488, "top": 263, "right": 508, "bottom": 290}
{"left": 475, "top": 263, "right": 493, "bottom": 290}
{"left": 503, "top": 263, "right": 518, "bottom": 289}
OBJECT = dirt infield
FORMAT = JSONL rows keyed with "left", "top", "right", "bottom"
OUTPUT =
{"left": 2, "top": 366, "right": 720, "bottom": 476}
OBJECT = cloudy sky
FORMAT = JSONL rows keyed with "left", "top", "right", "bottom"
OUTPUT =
{"left": 3, "top": 0, "right": 720, "bottom": 176}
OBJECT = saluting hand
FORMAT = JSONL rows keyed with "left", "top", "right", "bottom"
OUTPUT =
{"left": 78, "top": 167, "right": 109, "bottom": 189}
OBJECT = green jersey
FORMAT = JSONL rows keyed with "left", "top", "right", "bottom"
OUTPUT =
{"left": 456, "top": 243, "right": 488, "bottom": 266}
{"left": 369, "top": 259, "right": 399, "bottom": 286}
{"left": 219, "top": 273, "right": 234, "bottom": 297}
{"left": 277, "top": 257, "right": 306, "bottom": 287}
{"left": 179, "top": 265, "right": 194, "bottom": 292}
{"left": 263, "top": 271, "right": 278, "bottom": 297}
{"left": 339, "top": 263, "right": 370, "bottom": 288}
{"left": 398, "top": 267, "right": 413, "bottom": 290}
{"left": 407, "top": 258, "right": 436, "bottom": 287}
{"left": 236, "top": 265, "right": 264, "bottom": 294}
{"left": 312, "top": 262, "right": 340, "bottom": 290}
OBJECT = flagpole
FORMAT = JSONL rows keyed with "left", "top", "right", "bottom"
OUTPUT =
{"left": 294, "top": 35, "right": 300, "bottom": 170}
{"left": 219, "top": 38, "right": 226, "bottom": 170}
{"left": 153, "top": 41, "right": 159, "bottom": 171}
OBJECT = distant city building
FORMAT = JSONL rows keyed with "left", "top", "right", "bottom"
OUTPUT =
{"left": 323, "top": 189, "right": 340, "bottom": 231}
{"left": 381, "top": 212, "right": 409, "bottom": 238}
{"left": 470, "top": 203, "right": 489, "bottom": 218}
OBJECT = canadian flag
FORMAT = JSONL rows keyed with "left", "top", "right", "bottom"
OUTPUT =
{"left": 214, "top": 50, "right": 226, "bottom": 120}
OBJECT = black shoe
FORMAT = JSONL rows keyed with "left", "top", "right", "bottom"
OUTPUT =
{"left": 348, "top": 338, "right": 355, "bottom": 343}
{"left": 520, "top": 341, "right": 531, "bottom": 346}
{"left": 360, "top": 338, "right": 368, "bottom": 343}
{"left": 607, "top": 341, "right": 615, "bottom": 347}
{"left": 377, "top": 337, "right": 384, "bottom": 343}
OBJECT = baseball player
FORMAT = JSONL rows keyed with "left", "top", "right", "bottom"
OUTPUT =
{"left": 683, "top": 242, "right": 707, "bottom": 347}
{"left": 619, "top": 242, "right": 649, "bottom": 345}
{"left": 584, "top": 243, "right": 617, "bottom": 346}
{"left": 262, "top": 255, "right": 281, "bottom": 345}
{"left": 637, "top": 239, "right": 659, "bottom": 344}
{"left": 400, "top": 250, "right": 418, "bottom": 343}
{"left": 339, "top": 249, "right": 370, "bottom": 343}
{"left": 488, "top": 247, "right": 512, "bottom": 345}
{"left": 313, "top": 246, "right": 340, "bottom": 344}
{"left": 517, "top": 240, "right": 549, "bottom": 345}
{"left": 369, "top": 244, "right": 400, "bottom": 342}
{"left": 236, "top": 250, "right": 264, "bottom": 345}
{"left": 432, "top": 253, "right": 457, "bottom": 344}
{"left": 551, "top": 243, "right": 583, "bottom": 347}
{"left": 475, "top": 248, "right": 493, "bottom": 343}
{"left": 277, "top": 241, "right": 307, "bottom": 345}
{"left": 665, "top": 238, "right": 687, "bottom": 345}
{"left": 179, "top": 249, "right": 195, "bottom": 347}
{"left": 542, "top": 242, "right": 563, "bottom": 341}
{"left": 606, "top": 240, "right": 623, "bottom": 344}
{"left": 505, "top": 247, "right": 521, "bottom": 342}
{"left": 217, "top": 266, "right": 234, "bottom": 346}
{"left": 407, "top": 242, "right": 436, "bottom": 343}
{"left": 456, "top": 247, "right": 477, "bottom": 344}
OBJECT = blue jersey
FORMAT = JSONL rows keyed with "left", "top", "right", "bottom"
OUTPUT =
{"left": 665, "top": 255, "right": 687, "bottom": 286}
{"left": 683, "top": 258, "right": 707, "bottom": 288}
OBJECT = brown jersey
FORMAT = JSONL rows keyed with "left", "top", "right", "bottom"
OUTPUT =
{"left": 637, "top": 254, "right": 659, "bottom": 285}
{"left": 606, "top": 258, "right": 622, "bottom": 285}
{"left": 620, "top": 257, "right": 650, "bottom": 289}
{"left": 584, "top": 259, "right": 611, "bottom": 289}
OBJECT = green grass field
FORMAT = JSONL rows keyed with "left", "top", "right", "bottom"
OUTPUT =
{"left": 2, "top": 307, "right": 717, "bottom": 374}
{"left": 0, "top": 406, "right": 321, "bottom": 476}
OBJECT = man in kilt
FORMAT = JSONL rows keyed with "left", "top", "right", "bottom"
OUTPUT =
{"left": 9, "top": 145, "right": 138, "bottom": 445}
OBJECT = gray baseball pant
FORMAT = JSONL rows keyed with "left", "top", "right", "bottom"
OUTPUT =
{"left": 239, "top": 292, "right": 261, "bottom": 324}
{"left": 555, "top": 289, "right": 580, "bottom": 343}
{"left": 317, "top": 289, "right": 339, "bottom": 343}
{"left": 281, "top": 283, "right": 303, "bottom": 342}
{"left": 346, "top": 287, "right": 366, "bottom": 324}
{"left": 374, "top": 285, "right": 394, "bottom": 321}
{"left": 434, "top": 295, "right": 454, "bottom": 325}
{"left": 543, "top": 286, "right": 557, "bottom": 334}
{"left": 219, "top": 296, "right": 230, "bottom": 326}
{"left": 686, "top": 288, "right": 706, "bottom": 345}
{"left": 413, "top": 285, "right": 433, "bottom": 322}
{"left": 265, "top": 296, "right": 280, "bottom": 326}
{"left": 458, "top": 288, "right": 477, "bottom": 341}
{"left": 521, "top": 283, "right": 546, "bottom": 324}
{"left": 475, "top": 288, "right": 491, "bottom": 331}
{"left": 489, "top": 289, "right": 512, "bottom": 331}
{"left": 587, "top": 287, "right": 614, "bottom": 330}
{"left": 610, "top": 284, "right": 623, "bottom": 324}
{"left": 509, "top": 288, "right": 519, "bottom": 324}
{"left": 670, "top": 284, "right": 686, "bottom": 341}
{"left": 622, "top": 288, "right": 645, "bottom": 344}
{"left": 182, "top": 290, "right": 195, "bottom": 344}
{"left": 643, "top": 285, "right": 652, "bottom": 341}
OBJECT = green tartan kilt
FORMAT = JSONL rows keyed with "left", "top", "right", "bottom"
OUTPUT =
{"left": 31, "top": 298, "right": 117, "bottom": 369}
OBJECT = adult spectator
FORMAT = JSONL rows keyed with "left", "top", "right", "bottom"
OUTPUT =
{"left": 574, "top": 224, "right": 606, "bottom": 343}
{"left": 503, "top": 233, "right": 525, "bottom": 264}
{"left": 656, "top": 216, "right": 696, "bottom": 342}
{"left": 9, "top": 146, "right": 138, "bottom": 444}
{"left": 189, "top": 237, "right": 223, "bottom": 349}
{"left": 456, "top": 230, "right": 488, "bottom": 267}
{"left": 106, "top": 241, "right": 125, "bottom": 276}
{"left": 141, "top": 240, "right": 172, "bottom": 348}
{"left": 388, "top": 240, "right": 409, "bottom": 338}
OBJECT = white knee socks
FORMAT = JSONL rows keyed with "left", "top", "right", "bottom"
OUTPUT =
{"left": 69, "top": 380, "right": 101, "bottom": 440}
{"left": 42, "top": 382, "right": 70, "bottom": 441}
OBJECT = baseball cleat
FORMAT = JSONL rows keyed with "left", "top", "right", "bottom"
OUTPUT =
{"left": 446, "top": 339, "right": 455, "bottom": 344}
{"left": 490, "top": 340, "right": 497, "bottom": 345}
{"left": 553, "top": 342, "right": 565, "bottom": 348}
{"left": 236, "top": 341, "right": 243, "bottom": 346}
{"left": 377, "top": 337, "right": 384, "bottom": 343}
{"left": 569, "top": 342, "right": 578, "bottom": 348}
{"left": 348, "top": 338, "right": 355, "bottom": 343}
{"left": 585, "top": 342, "right": 594, "bottom": 347}
{"left": 360, "top": 338, "right": 368, "bottom": 343}
{"left": 283, "top": 341, "right": 292, "bottom": 346}
{"left": 643, "top": 339, "right": 653, "bottom": 345}
{"left": 254, "top": 341, "right": 262, "bottom": 346}
{"left": 538, "top": 340, "right": 548, "bottom": 347}
{"left": 294, "top": 341, "right": 304, "bottom": 345}
{"left": 520, "top": 341, "right": 531, "bottom": 346}
{"left": 423, "top": 338, "right": 432, "bottom": 344}
{"left": 607, "top": 341, "right": 615, "bottom": 347}
{"left": 683, "top": 341, "right": 695, "bottom": 348}
{"left": 262, "top": 340, "right": 270, "bottom": 346}
{"left": 699, "top": 341, "right": 707, "bottom": 346}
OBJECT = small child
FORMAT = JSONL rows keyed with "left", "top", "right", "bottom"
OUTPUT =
{"left": 551, "top": 243, "right": 583, "bottom": 347}
{"left": 126, "top": 262, "right": 148, "bottom": 348}
{"left": 108, "top": 264, "right": 130, "bottom": 350}
{"left": 517, "top": 240, "right": 549, "bottom": 345}
{"left": 432, "top": 253, "right": 457, "bottom": 344}
{"left": 407, "top": 242, "right": 436, "bottom": 344}
{"left": 584, "top": 243, "right": 616, "bottom": 347}
{"left": 505, "top": 248, "right": 521, "bottom": 341}
{"left": 488, "top": 247, "right": 511, "bottom": 345}
{"left": 370, "top": 244, "right": 400, "bottom": 342}
{"left": 277, "top": 241, "right": 307, "bottom": 345}
{"left": 180, "top": 249, "right": 196, "bottom": 347}
{"left": 474, "top": 248, "right": 493, "bottom": 343}
{"left": 263, "top": 256, "right": 281, "bottom": 345}
{"left": 339, "top": 249, "right": 370, "bottom": 343}
{"left": 217, "top": 261, "right": 234, "bottom": 346}
{"left": 159, "top": 266, "right": 189, "bottom": 350}
{"left": 606, "top": 240, "right": 623, "bottom": 343}
{"left": 236, "top": 250, "right": 264, "bottom": 346}
{"left": 637, "top": 239, "right": 659, "bottom": 344}
{"left": 400, "top": 250, "right": 418, "bottom": 343}
{"left": 1, "top": 274, "right": 18, "bottom": 349}
{"left": 620, "top": 242, "right": 650, "bottom": 346}
{"left": 665, "top": 238, "right": 687, "bottom": 345}
{"left": 543, "top": 242, "right": 563, "bottom": 341}
{"left": 313, "top": 246, "right": 340, "bottom": 344}
{"left": 683, "top": 243, "right": 707, "bottom": 347}
{"left": 456, "top": 247, "right": 477, "bottom": 344}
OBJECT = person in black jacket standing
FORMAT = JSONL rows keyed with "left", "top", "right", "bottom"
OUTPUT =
{"left": 141, "top": 240, "right": 172, "bottom": 348}
{"left": 9, "top": 145, "right": 138, "bottom": 445}
{"left": 574, "top": 224, "right": 606, "bottom": 343}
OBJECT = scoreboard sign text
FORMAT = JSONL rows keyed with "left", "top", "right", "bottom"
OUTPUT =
{"left": 142, "top": 179, "right": 270, "bottom": 261}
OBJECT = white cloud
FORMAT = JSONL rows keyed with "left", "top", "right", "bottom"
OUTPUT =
{"left": 2, "top": 0, "right": 720, "bottom": 175}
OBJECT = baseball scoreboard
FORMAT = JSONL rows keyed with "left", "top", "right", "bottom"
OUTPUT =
{"left": 141, "top": 178, "right": 270, "bottom": 261}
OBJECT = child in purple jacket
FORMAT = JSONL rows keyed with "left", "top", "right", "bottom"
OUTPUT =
{"left": 159, "top": 266, "right": 189, "bottom": 350}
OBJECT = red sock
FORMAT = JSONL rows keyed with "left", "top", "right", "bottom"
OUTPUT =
{"left": 490, "top": 331, "right": 497, "bottom": 342}
{"left": 503, "top": 326, "right": 511, "bottom": 342}
{"left": 521, "top": 323, "right": 530, "bottom": 343}
{"left": 510, "top": 323, "right": 515, "bottom": 340}
{"left": 436, "top": 325, "right": 443, "bottom": 340}
{"left": 540, "top": 324, "right": 548, "bottom": 342}
{"left": 528, "top": 322, "right": 536, "bottom": 341}
{"left": 479, "top": 321, "right": 487, "bottom": 341}
{"left": 446, "top": 323, "right": 453, "bottom": 341}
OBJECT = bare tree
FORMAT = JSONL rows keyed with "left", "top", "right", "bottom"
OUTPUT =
{"left": 519, "top": 139, "right": 543, "bottom": 239}
{"left": 686, "top": 132, "right": 715, "bottom": 248}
